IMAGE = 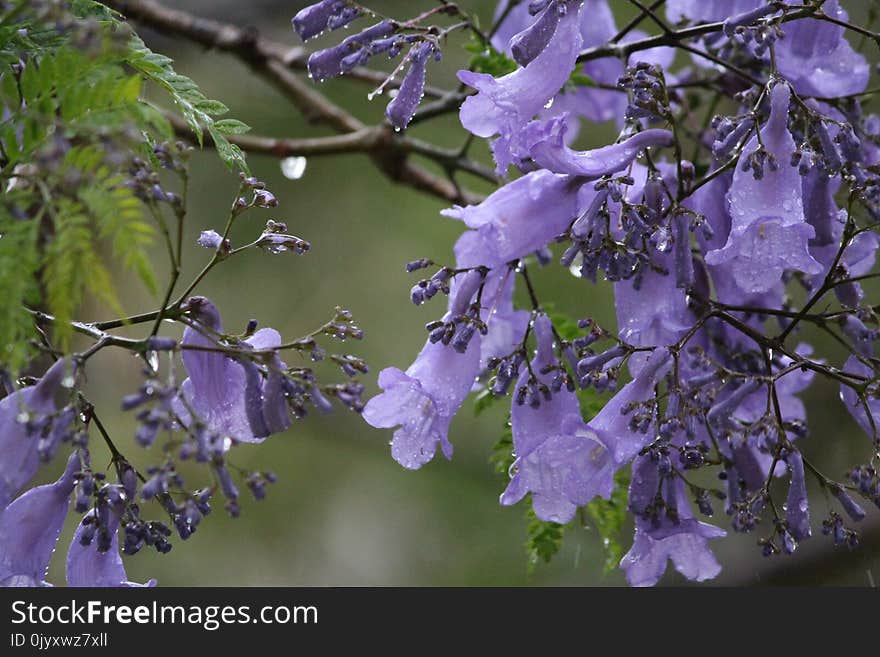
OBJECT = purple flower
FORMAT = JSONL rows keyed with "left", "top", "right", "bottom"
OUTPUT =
{"left": 443, "top": 170, "right": 582, "bottom": 267}
{"left": 705, "top": 83, "right": 822, "bottom": 293}
{"left": 386, "top": 42, "right": 434, "bottom": 131}
{"left": 621, "top": 478, "right": 725, "bottom": 587}
{"left": 587, "top": 348, "right": 672, "bottom": 464}
{"left": 501, "top": 315, "right": 615, "bottom": 522}
{"left": 175, "top": 297, "right": 286, "bottom": 445}
{"left": 775, "top": 0, "right": 869, "bottom": 99}
{"left": 197, "top": 230, "right": 223, "bottom": 250}
{"left": 0, "top": 451, "right": 79, "bottom": 586}
{"left": 363, "top": 275, "right": 486, "bottom": 469}
{"left": 66, "top": 511, "right": 156, "bottom": 587}
{"left": 0, "top": 359, "right": 68, "bottom": 508}
{"left": 508, "top": 1, "right": 566, "bottom": 67}
{"left": 665, "top": 0, "right": 763, "bottom": 24}
{"left": 614, "top": 256, "right": 691, "bottom": 375}
{"left": 458, "top": 1, "right": 584, "bottom": 172}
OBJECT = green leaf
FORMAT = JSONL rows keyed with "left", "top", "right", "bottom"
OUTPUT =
{"left": 474, "top": 386, "right": 502, "bottom": 416}
{"left": 125, "top": 33, "right": 249, "bottom": 171}
{"left": 568, "top": 72, "right": 596, "bottom": 88}
{"left": 0, "top": 205, "right": 41, "bottom": 370}
{"left": 585, "top": 469, "right": 630, "bottom": 574}
{"left": 525, "top": 506, "right": 565, "bottom": 572}
{"left": 43, "top": 202, "right": 124, "bottom": 348}
{"left": 465, "top": 35, "right": 517, "bottom": 77}
{"left": 548, "top": 310, "right": 581, "bottom": 341}
{"left": 489, "top": 417, "right": 515, "bottom": 476}
{"left": 213, "top": 118, "right": 252, "bottom": 135}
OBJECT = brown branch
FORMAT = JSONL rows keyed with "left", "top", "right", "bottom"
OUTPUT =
{"left": 162, "top": 112, "right": 489, "bottom": 205}
{"left": 103, "top": 0, "right": 448, "bottom": 99}
{"left": 108, "top": 0, "right": 488, "bottom": 204}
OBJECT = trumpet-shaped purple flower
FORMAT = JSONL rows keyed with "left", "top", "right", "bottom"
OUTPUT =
{"left": 615, "top": 256, "right": 691, "bottom": 374}
{"left": 458, "top": 1, "right": 584, "bottom": 172}
{"left": 175, "top": 297, "right": 286, "bottom": 445}
{"left": 443, "top": 170, "right": 582, "bottom": 267}
{"left": 66, "top": 511, "right": 156, "bottom": 587}
{"left": 587, "top": 348, "right": 671, "bottom": 464}
{"left": 0, "top": 359, "right": 68, "bottom": 508}
{"left": 363, "top": 275, "right": 485, "bottom": 469}
{"left": 775, "top": 0, "right": 869, "bottom": 99}
{"left": 665, "top": 0, "right": 763, "bottom": 24}
{"left": 501, "top": 315, "right": 615, "bottom": 522}
{"left": 0, "top": 451, "right": 79, "bottom": 586}
{"left": 621, "top": 476, "right": 725, "bottom": 587}
{"left": 705, "top": 83, "right": 822, "bottom": 293}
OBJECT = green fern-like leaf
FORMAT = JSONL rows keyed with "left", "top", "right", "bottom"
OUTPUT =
{"left": 0, "top": 205, "right": 42, "bottom": 370}
{"left": 43, "top": 202, "right": 123, "bottom": 349}
{"left": 125, "top": 34, "right": 249, "bottom": 171}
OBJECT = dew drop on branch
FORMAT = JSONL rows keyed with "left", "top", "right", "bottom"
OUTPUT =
{"left": 281, "top": 156, "right": 308, "bottom": 180}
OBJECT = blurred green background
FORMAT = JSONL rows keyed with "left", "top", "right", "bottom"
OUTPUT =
{"left": 43, "top": 0, "right": 880, "bottom": 586}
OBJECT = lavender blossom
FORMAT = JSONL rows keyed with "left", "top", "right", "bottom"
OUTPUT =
{"left": 621, "top": 478, "right": 726, "bottom": 587}
{"left": 174, "top": 297, "right": 287, "bottom": 445}
{"left": 66, "top": 511, "right": 156, "bottom": 587}
{"left": 458, "top": 1, "right": 584, "bottom": 172}
{"left": 0, "top": 359, "right": 68, "bottom": 508}
{"left": 705, "top": 83, "right": 822, "bottom": 293}
{"left": 501, "top": 316, "right": 616, "bottom": 522}
{"left": 0, "top": 452, "right": 79, "bottom": 586}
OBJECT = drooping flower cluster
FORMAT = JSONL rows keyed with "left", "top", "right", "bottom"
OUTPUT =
{"left": 0, "top": 154, "right": 366, "bottom": 587}
{"left": 349, "top": 0, "right": 880, "bottom": 585}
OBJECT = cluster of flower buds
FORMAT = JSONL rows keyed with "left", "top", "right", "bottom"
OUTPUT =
{"left": 295, "top": 3, "right": 448, "bottom": 129}
{"left": 721, "top": 2, "right": 782, "bottom": 56}
{"left": 487, "top": 353, "right": 525, "bottom": 396}
{"left": 560, "top": 177, "right": 659, "bottom": 285}
{"left": 121, "top": 375, "right": 178, "bottom": 448}
{"left": 822, "top": 511, "right": 860, "bottom": 549}
{"left": 126, "top": 156, "right": 183, "bottom": 210}
{"left": 847, "top": 464, "right": 880, "bottom": 509}
{"left": 619, "top": 63, "right": 670, "bottom": 124}
{"left": 712, "top": 115, "right": 756, "bottom": 159}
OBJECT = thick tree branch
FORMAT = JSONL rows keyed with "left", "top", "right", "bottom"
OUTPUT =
{"left": 162, "top": 112, "right": 495, "bottom": 202}
{"left": 106, "top": 0, "right": 488, "bottom": 204}
{"left": 103, "top": 0, "right": 448, "bottom": 99}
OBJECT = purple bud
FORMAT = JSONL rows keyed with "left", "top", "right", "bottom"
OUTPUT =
{"left": 722, "top": 3, "right": 779, "bottom": 37}
{"left": 308, "top": 21, "right": 395, "bottom": 82}
{"left": 386, "top": 42, "right": 433, "bottom": 130}
{"left": 197, "top": 230, "right": 223, "bottom": 250}
{"left": 406, "top": 258, "right": 431, "bottom": 272}
{"left": 576, "top": 344, "right": 625, "bottom": 377}
{"left": 510, "top": 1, "right": 562, "bottom": 66}
{"left": 832, "top": 486, "right": 866, "bottom": 522}
{"left": 713, "top": 119, "right": 753, "bottom": 159}
{"left": 292, "top": 1, "right": 349, "bottom": 41}
{"left": 672, "top": 211, "right": 693, "bottom": 289}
